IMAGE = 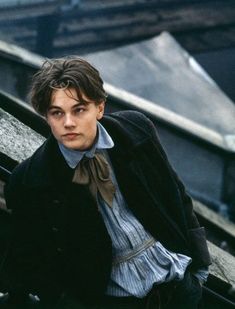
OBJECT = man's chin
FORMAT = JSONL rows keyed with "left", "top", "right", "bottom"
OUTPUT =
{"left": 61, "top": 141, "right": 82, "bottom": 150}
{"left": 63, "top": 141, "right": 91, "bottom": 151}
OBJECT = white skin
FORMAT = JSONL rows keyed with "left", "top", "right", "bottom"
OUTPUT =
{"left": 46, "top": 87, "right": 105, "bottom": 151}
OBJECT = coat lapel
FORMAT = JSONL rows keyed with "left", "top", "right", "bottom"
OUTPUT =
{"left": 107, "top": 136, "right": 188, "bottom": 248}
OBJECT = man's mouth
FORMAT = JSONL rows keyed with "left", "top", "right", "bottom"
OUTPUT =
{"left": 62, "top": 133, "right": 80, "bottom": 139}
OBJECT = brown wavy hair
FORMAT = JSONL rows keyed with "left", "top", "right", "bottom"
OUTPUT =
{"left": 29, "top": 56, "right": 107, "bottom": 116}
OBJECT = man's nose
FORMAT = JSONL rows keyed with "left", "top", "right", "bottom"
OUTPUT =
{"left": 64, "top": 114, "right": 76, "bottom": 127}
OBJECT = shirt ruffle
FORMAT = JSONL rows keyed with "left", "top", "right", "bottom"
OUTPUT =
{"left": 106, "top": 241, "right": 191, "bottom": 297}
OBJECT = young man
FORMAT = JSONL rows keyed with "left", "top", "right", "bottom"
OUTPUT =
{"left": 3, "top": 57, "right": 211, "bottom": 308}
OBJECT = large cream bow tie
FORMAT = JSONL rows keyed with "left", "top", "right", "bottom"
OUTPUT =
{"left": 72, "top": 152, "right": 116, "bottom": 207}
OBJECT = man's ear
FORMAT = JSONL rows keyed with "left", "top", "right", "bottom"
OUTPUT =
{"left": 96, "top": 101, "right": 105, "bottom": 120}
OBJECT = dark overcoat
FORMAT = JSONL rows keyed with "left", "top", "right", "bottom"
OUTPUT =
{"left": 3, "top": 111, "right": 211, "bottom": 305}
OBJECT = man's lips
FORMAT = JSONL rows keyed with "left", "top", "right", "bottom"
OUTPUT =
{"left": 62, "top": 133, "right": 80, "bottom": 139}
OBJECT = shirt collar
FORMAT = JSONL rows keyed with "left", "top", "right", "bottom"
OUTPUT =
{"left": 58, "top": 121, "right": 114, "bottom": 168}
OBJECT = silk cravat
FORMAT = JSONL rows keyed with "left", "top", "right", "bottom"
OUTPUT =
{"left": 72, "top": 152, "right": 116, "bottom": 207}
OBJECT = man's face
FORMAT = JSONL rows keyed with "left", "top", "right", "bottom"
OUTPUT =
{"left": 46, "top": 88, "right": 105, "bottom": 150}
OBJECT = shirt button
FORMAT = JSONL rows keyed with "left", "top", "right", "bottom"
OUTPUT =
{"left": 57, "top": 247, "right": 62, "bottom": 253}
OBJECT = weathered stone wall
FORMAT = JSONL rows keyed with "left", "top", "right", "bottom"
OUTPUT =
{"left": 0, "top": 108, "right": 45, "bottom": 163}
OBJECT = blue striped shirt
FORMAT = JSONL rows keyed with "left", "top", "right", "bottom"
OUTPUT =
{"left": 97, "top": 152, "right": 191, "bottom": 297}
{"left": 59, "top": 121, "right": 208, "bottom": 297}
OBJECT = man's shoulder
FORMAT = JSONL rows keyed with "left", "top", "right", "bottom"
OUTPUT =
{"left": 4, "top": 157, "right": 31, "bottom": 204}
{"left": 8, "top": 157, "right": 31, "bottom": 185}
{"left": 106, "top": 110, "right": 149, "bottom": 124}
{"left": 6, "top": 138, "right": 49, "bottom": 191}
{"left": 102, "top": 111, "right": 158, "bottom": 146}
{"left": 103, "top": 110, "right": 154, "bottom": 138}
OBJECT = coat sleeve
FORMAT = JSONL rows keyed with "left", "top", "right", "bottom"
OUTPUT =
{"left": 140, "top": 113, "right": 211, "bottom": 268}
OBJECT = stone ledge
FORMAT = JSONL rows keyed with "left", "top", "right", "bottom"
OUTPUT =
{"left": 209, "top": 241, "right": 235, "bottom": 287}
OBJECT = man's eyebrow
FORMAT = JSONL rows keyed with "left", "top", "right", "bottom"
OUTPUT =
{"left": 72, "top": 102, "right": 87, "bottom": 107}
{"left": 48, "top": 105, "right": 62, "bottom": 110}
{"left": 48, "top": 102, "right": 87, "bottom": 110}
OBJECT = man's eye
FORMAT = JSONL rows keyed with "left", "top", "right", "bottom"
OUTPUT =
{"left": 74, "top": 108, "right": 85, "bottom": 114}
{"left": 51, "top": 111, "right": 63, "bottom": 116}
